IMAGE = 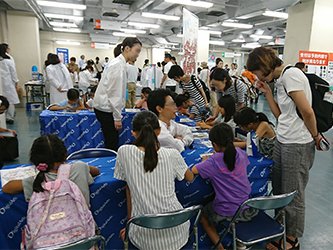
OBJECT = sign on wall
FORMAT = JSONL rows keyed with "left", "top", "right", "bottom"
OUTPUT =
{"left": 182, "top": 8, "right": 198, "bottom": 75}
{"left": 56, "top": 48, "right": 69, "bottom": 64}
{"left": 299, "top": 50, "right": 329, "bottom": 80}
{"left": 91, "top": 42, "right": 109, "bottom": 50}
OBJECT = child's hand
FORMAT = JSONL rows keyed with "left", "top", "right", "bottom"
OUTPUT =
{"left": 65, "top": 105, "right": 73, "bottom": 109}
{"left": 234, "top": 137, "right": 244, "bottom": 142}
{"left": 119, "top": 228, "right": 126, "bottom": 242}
{"left": 202, "top": 156, "right": 210, "bottom": 162}
{"left": 141, "top": 93, "right": 146, "bottom": 100}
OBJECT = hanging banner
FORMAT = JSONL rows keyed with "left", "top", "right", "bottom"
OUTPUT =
{"left": 91, "top": 42, "right": 109, "bottom": 50}
{"left": 182, "top": 8, "right": 198, "bottom": 75}
{"left": 56, "top": 48, "right": 69, "bottom": 64}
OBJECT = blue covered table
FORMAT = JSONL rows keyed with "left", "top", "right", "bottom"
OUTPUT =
{"left": 0, "top": 148, "right": 273, "bottom": 250}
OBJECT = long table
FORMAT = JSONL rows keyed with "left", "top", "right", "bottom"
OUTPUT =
{"left": 0, "top": 149, "right": 273, "bottom": 250}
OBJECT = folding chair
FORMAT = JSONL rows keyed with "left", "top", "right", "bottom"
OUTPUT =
{"left": 213, "top": 190, "right": 297, "bottom": 250}
{"left": 124, "top": 205, "right": 202, "bottom": 250}
{"left": 66, "top": 148, "right": 117, "bottom": 160}
{"left": 34, "top": 235, "right": 106, "bottom": 250}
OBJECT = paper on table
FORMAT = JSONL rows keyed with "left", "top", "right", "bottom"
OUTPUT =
{"left": 62, "top": 110, "right": 80, "bottom": 114}
{"left": 125, "top": 109, "right": 141, "bottom": 113}
{"left": 192, "top": 132, "right": 209, "bottom": 139}
{"left": 201, "top": 140, "right": 213, "bottom": 148}
{"left": 179, "top": 118, "right": 193, "bottom": 123}
{"left": 0, "top": 131, "right": 14, "bottom": 137}
{"left": 1, "top": 166, "right": 38, "bottom": 187}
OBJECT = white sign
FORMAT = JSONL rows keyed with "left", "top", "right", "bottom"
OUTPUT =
{"left": 91, "top": 42, "right": 109, "bottom": 50}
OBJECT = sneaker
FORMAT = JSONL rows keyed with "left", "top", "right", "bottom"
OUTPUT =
{"left": 6, "top": 120, "right": 14, "bottom": 124}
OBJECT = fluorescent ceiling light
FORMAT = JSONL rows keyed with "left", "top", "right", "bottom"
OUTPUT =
{"left": 53, "top": 28, "right": 81, "bottom": 33}
{"left": 250, "top": 34, "right": 273, "bottom": 39}
{"left": 120, "top": 28, "right": 146, "bottom": 34}
{"left": 209, "top": 40, "right": 225, "bottom": 46}
{"left": 177, "top": 33, "right": 184, "bottom": 37}
{"left": 234, "top": 53, "right": 242, "bottom": 56}
{"left": 268, "top": 42, "right": 275, "bottom": 45}
{"left": 236, "top": 11, "right": 263, "bottom": 20}
{"left": 142, "top": 12, "right": 180, "bottom": 21}
{"left": 242, "top": 43, "right": 261, "bottom": 49}
{"left": 164, "top": 0, "right": 213, "bottom": 8}
{"left": 222, "top": 22, "right": 253, "bottom": 29}
{"left": 56, "top": 41, "right": 80, "bottom": 45}
{"left": 45, "top": 13, "right": 84, "bottom": 21}
{"left": 205, "top": 30, "right": 222, "bottom": 35}
{"left": 207, "top": 23, "right": 220, "bottom": 27}
{"left": 263, "top": 11, "right": 288, "bottom": 19}
{"left": 37, "top": 1, "right": 86, "bottom": 10}
{"left": 50, "top": 22, "right": 77, "bottom": 27}
{"left": 164, "top": 49, "right": 171, "bottom": 52}
{"left": 178, "top": 51, "right": 185, "bottom": 55}
{"left": 232, "top": 39, "right": 245, "bottom": 43}
{"left": 128, "top": 22, "right": 160, "bottom": 29}
{"left": 113, "top": 32, "right": 136, "bottom": 37}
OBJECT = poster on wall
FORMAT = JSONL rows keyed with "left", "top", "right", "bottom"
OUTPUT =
{"left": 56, "top": 48, "right": 69, "bottom": 64}
{"left": 182, "top": 8, "right": 198, "bottom": 75}
{"left": 299, "top": 50, "right": 328, "bottom": 79}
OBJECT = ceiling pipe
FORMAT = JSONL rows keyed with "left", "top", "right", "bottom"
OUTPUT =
{"left": 25, "top": 0, "right": 51, "bottom": 28}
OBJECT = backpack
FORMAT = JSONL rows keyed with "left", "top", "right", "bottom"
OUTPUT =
{"left": 21, "top": 164, "right": 95, "bottom": 250}
{"left": 191, "top": 75, "right": 211, "bottom": 103}
{"left": 282, "top": 66, "right": 333, "bottom": 133}
{"left": 231, "top": 75, "right": 258, "bottom": 100}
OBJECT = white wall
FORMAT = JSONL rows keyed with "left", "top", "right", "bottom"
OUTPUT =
{"left": 197, "top": 30, "right": 210, "bottom": 63}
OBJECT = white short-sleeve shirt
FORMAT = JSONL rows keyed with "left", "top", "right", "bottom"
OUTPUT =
{"left": 164, "top": 61, "right": 176, "bottom": 86}
{"left": 114, "top": 145, "right": 190, "bottom": 250}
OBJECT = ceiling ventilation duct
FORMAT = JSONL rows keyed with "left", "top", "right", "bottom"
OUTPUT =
{"left": 102, "top": 8, "right": 120, "bottom": 17}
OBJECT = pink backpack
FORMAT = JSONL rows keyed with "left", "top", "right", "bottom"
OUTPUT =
{"left": 21, "top": 164, "right": 95, "bottom": 249}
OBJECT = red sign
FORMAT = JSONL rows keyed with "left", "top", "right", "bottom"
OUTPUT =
{"left": 91, "top": 42, "right": 95, "bottom": 49}
{"left": 299, "top": 51, "right": 328, "bottom": 66}
{"left": 95, "top": 20, "right": 101, "bottom": 29}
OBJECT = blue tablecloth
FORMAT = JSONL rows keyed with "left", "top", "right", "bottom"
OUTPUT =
{"left": 0, "top": 149, "right": 273, "bottom": 250}
{"left": 39, "top": 110, "right": 137, "bottom": 155}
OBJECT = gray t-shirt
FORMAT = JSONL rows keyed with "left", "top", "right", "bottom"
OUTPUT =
{"left": 22, "top": 161, "right": 94, "bottom": 206}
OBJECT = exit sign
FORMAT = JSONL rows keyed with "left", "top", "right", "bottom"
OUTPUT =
{"left": 222, "top": 52, "right": 234, "bottom": 58}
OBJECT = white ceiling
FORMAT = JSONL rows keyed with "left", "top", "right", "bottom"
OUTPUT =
{"left": 1, "top": 0, "right": 302, "bottom": 50}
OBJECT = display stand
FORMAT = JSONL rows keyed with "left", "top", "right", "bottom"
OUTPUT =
{"left": 24, "top": 81, "right": 47, "bottom": 110}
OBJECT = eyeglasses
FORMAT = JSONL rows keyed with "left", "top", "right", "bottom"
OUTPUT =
{"left": 165, "top": 102, "right": 176, "bottom": 107}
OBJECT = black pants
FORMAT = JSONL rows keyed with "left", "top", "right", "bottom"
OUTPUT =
{"left": 166, "top": 86, "right": 176, "bottom": 92}
{"left": 94, "top": 108, "right": 119, "bottom": 151}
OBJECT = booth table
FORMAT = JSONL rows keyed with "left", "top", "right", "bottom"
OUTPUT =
{"left": 0, "top": 148, "right": 273, "bottom": 250}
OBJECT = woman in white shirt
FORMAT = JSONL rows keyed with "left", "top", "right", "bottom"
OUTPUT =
{"left": 229, "top": 63, "right": 238, "bottom": 76}
{"left": 248, "top": 47, "right": 322, "bottom": 250}
{"left": 79, "top": 65, "right": 94, "bottom": 102}
{"left": 46, "top": 54, "right": 73, "bottom": 104}
{"left": 200, "top": 61, "right": 209, "bottom": 85}
{"left": 115, "top": 110, "right": 194, "bottom": 250}
{"left": 93, "top": 37, "right": 142, "bottom": 151}
{"left": 0, "top": 44, "right": 19, "bottom": 124}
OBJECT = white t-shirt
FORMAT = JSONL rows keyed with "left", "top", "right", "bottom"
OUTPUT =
{"left": 276, "top": 65, "right": 313, "bottom": 144}
{"left": 163, "top": 61, "right": 176, "bottom": 87}
{"left": 127, "top": 64, "right": 138, "bottom": 83}
{"left": 199, "top": 69, "right": 209, "bottom": 84}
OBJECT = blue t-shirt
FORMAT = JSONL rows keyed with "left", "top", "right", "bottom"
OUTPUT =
{"left": 58, "top": 98, "right": 81, "bottom": 108}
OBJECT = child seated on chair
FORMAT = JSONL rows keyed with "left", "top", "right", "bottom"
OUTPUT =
{"left": 114, "top": 110, "right": 194, "bottom": 250}
{"left": 175, "top": 92, "right": 204, "bottom": 122}
{"left": 135, "top": 87, "right": 151, "bottom": 109}
{"left": 86, "top": 85, "right": 97, "bottom": 109}
{"left": 191, "top": 123, "right": 258, "bottom": 250}
{"left": 49, "top": 88, "right": 86, "bottom": 110}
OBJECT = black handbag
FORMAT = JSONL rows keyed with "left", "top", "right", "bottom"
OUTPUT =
{"left": 0, "top": 136, "right": 19, "bottom": 161}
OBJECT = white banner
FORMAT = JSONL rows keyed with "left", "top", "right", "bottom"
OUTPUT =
{"left": 182, "top": 8, "right": 198, "bottom": 75}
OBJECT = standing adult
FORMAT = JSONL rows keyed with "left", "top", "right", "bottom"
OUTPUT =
{"left": 143, "top": 59, "right": 149, "bottom": 68}
{"left": 200, "top": 61, "right": 209, "bottom": 86}
{"left": 0, "top": 44, "right": 19, "bottom": 124}
{"left": 1, "top": 43, "right": 15, "bottom": 65}
{"left": 94, "top": 37, "right": 142, "bottom": 151}
{"left": 67, "top": 57, "right": 80, "bottom": 84}
{"left": 160, "top": 53, "right": 176, "bottom": 91}
{"left": 208, "top": 58, "right": 224, "bottom": 111}
{"left": 78, "top": 55, "right": 85, "bottom": 70}
{"left": 94, "top": 57, "right": 103, "bottom": 81}
{"left": 46, "top": 54, "right": 73, "bottom": 104}
{"left": 126, "top": 60, "right": 139, "bottom": 108}
{"left": 102, "top": 57, "right": 109, "bottom": 70}
{"left": 247, "top": 47, "right": 322, "bottom": 250}
{"left": 229, "top": 63, "right": 238, "bottom": 76}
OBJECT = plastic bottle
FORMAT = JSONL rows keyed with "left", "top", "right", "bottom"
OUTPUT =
{"left": 31, "top": 65, "right": 39, "bottom": 80}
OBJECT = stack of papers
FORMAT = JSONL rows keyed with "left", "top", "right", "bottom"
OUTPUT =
{"left": 1, "top": 166, "right": 38, "bottom": 187}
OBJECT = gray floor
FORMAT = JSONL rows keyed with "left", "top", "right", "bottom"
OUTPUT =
{"left": 4, "top": 94, "right": 333, "bottom": 249}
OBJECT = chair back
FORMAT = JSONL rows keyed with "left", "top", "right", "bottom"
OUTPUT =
{"left": 244, "top": 190, "right": 297, "bottom": 211}
{"left": 46, "top": 104, "right": 57, "bottom": 110}
{"left": 128, "top": 205, "right": 202, "bottom": 230}
{"left": 34, "top": 235, "right": 106, "bottom": 250}
{"left": 66, "top": 148, "right": 117, "bottom": 160}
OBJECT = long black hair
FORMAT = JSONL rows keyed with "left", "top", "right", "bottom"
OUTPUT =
{"left": 210, "top": 68, "right": 232, "bottom": 91}
{"left": 114, "top": 37, "right": 142, "bottom": 58}
{"left": 0, "top": 44, "right": 10, "bottom": 59}
{"left": 31, "top": 134, "right": 67, "bottom": 192}
{"left": 234, "top": 107, "right": 274, "bottom": 127}
{"left": 49, "top": 54, "right": 60, "bottom": 65}
{"left": 209, "top": 123, "right": 236, "bottom": 171}
{"left": 132, "top": 110, "right": 160, "bottom": 172}
{"left": 44, "top": 53, "right": 53, "bottom": 68}
{"left": 217, "top": 94, "right": 236, "bottom": 123}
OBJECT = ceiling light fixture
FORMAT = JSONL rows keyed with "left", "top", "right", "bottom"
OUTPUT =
{"left": 56, "top": 41, "right": 80, "bottom": 45}
{"left": 202, "top": 30, "right": 222, "bottom": 35}
{"left": 250, "top": 34, "right": 273, "bottom": 39}
{"left": 53, "top": 28, "right": 81, "bottom": 33}
{"left": 222, "top": 22, "right": 253, "bottom": 29}
{"left": 37, "top": 1, "right": 86, "bottom": 10}
{"left": 45, "top": 13, "right": 84, "bottom": 21}
{"left": 120, "top": 28, "right": 146, "bottom": 34}
{"left": 128, "top": 22, "right": 160, "bottom": 29}
{"left": 142, "top": 12, "right": 180, "bottom": 21}
{"left": 209, "top": 40, "right": 225, "bottom": 46}
{"left": 236, "top": 11, "right": 264, "bottom": 20}
{"left": 242, "top": 43, "right": 261, "bottom": 49}
{"left": 267, "top": 42, "right": 275, "bottom": 45}
{"left": 50, "top": 22, "right": 78, "bottom": 27}
{"left": 263, "top": 10, "right": 288, "bottom": 19}
{"left": 234, "top": 53, "right": 242, "bottom": 56}
{"left": 164, "top": 0, "right": 213, "bottom": 8}
{"left": 177, "top": 33, "right": 184, "bottom": 37}
{"left": 112, "top": 32, "right": 136, "bottom": 37}
{"left": 232, "top": 39, "right": 245, "bottom": 43}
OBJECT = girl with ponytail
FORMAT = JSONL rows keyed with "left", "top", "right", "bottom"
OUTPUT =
{"left": 114, "top": 110, "right": 194, "bottom": 249}
{"left": 192, "top": 123, "right": 258, "bottom": 250}
{"left": 2, "top": 134, "right": 99, "bottom": 207}
{"left": 233, "top": 107, "right": 276, "bottom": 159}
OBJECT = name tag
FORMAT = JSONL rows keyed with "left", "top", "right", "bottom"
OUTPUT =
{"left": 49, "top": 212, "right": 66, "bottom": 221}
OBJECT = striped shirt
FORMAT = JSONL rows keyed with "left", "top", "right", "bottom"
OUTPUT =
{"left": 189, "top": 104, "right": 202, "bottom": 122}
{"left": 114, "top": 145, "right": 190, "bottom": 250}
{"left": 180, "top": 75, "right": 205, "bottom": 108}
{"left": 216, "top": 79, "right": 247, "bottom": 111}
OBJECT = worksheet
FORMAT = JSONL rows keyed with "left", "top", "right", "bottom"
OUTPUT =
{"left": 1, "top": 166, "right": 38, "bottom": 187}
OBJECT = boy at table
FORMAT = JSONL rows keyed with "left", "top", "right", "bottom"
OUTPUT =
{"left": 49, "top": 88, "right": 86, "bottom": 111}
{"left": 147, "top": 88, "right": 193, "bottom": 153}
